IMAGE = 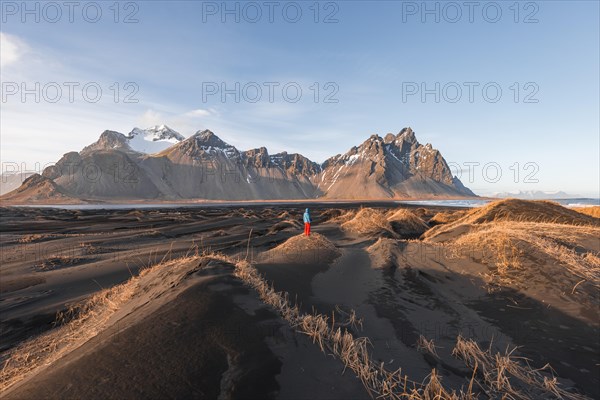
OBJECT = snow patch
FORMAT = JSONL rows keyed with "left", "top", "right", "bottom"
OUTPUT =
{"left": 127, "top": 125, "right": 184, "bottom": 154}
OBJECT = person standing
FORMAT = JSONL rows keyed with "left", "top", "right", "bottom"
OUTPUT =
{"left": 303, "top": 208, "right": 312, "bottom": 236}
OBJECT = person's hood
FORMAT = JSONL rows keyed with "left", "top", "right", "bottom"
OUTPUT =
{"left": 305, "top": 208, "right": 309, "bottom": 213}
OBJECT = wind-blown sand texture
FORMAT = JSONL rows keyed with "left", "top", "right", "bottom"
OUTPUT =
{"left": 1, "top": 200, "right": 598, "bottom": 399}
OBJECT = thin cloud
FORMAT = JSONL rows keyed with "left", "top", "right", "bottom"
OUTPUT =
{"left": 0, "top": 32, "right": 27, "bottom": 68}
{"left": 184, "top": 108, "right": 213, "bottom": 117}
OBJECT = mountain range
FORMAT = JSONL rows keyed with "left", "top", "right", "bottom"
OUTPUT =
{"left": 1, "top": 126, "right": 475, "bottom": 203}
{"left": 488, "top": 190, "right": 577, "bottom": 200}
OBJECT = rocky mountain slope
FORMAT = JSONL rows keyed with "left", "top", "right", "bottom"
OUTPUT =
{"left": 316, "top": 128, "right": 474, "bottom": 198}
{"left": 0, "top": 172, "right": 35, "bottom": 196}
{"left": 1, "top": 126, "right": 475, "bottom": 202}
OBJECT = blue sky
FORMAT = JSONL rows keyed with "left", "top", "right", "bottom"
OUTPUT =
{"left": 1, "top": 0, "right": 598, "bottom": 197}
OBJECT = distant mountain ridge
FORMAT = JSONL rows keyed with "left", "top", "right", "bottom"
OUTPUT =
{"left": 1, "top": 126, "right": 476, "bottom": 202}
{"left": 489, "top": 190, "right": 577, "bottom": 200}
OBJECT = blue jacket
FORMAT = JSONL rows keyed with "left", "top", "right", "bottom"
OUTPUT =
{"left": 303, "top": 208, "right": 311, "bottom": 223}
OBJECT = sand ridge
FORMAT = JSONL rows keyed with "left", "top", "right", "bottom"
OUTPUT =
{"left": 1, "top": 200, "right": 598, "bottom": 399}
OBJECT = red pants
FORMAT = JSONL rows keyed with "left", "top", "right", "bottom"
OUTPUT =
{"left": 304, "top": 223, "right": 311, "bottom": 236}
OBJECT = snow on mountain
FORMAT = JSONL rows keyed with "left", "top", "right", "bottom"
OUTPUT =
{"left": 127, "top": 125, "right": 185, "bottom": 154}
{"left": 6, "top": 125, "right": 478, "bottom": 202}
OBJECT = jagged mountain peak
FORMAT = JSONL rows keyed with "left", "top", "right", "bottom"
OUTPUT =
{"left": 384, "top": 133, "right": 396, "bottom": 143}
{"left": 81, "top": 130, "right": 131, "bottom": 154}
{"left": 398, "top": 127, "right": 416, "bottom": 141}
{"left": 189, "top": 129, "right": 231, "bottom": 148}
{"left": 163, "top": 129, "right": 239, "bottom": 161}
{"left": 318, "top": 127, "right": 474, "bottom": 198}
{"left": 4, "top": 125, "right": 477, "bottom": 202}
{"left": 271, "top": 152, "right": 322, "bottom": 175}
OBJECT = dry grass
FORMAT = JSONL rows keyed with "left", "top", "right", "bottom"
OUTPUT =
{"left": 261, "top": 232, "right": 341, "bottom": 264}
{"left": 463, "top": 199, "right": 597, "bottom": 225}
{"left": 366, "top": 237, "right": 400, "bottom": 269}
{"left": 230, "top": 255, "right": 475, "bottom": 399}
{"left": 416, "top": 335, "right": 440, "bottom": 358}
{"left": 3, "top": 245, "right": 585, "bottom": 399}
{"left": 444, "top": 222, "right": 600, "bottom": 296}
{"left": 0, "top": 254, "right": 200, "bottom": 393}
{"left": 422, "top": 200, "right": 600, "bottom": 297}
{"left": 387, "top": 209, "right": 430, "bottom": 236}
{"left": 452, "top": 335, "right": 589, "bottom": 399}
{"left": 0, "top": 271, "right": 139, "bottom": 391}
{"left": 429, "top": 211, "right": 466, "bottom": 225}
{"left": 572, "top": 206, "right": 600, "bottom": 218}
{"left": 17, "top": 234, "right": 46, "bottom": 244}
{"left": 35, "top": 255, "right": 84, "bottom": 271}
{"left": 424, "top": 199, "right": 598, "bottom": 242}
{"left": 329, "top": 209, "right": 357, "bottom": 224}
{"left": 341, "top": 208, "right": 394, "bottom": 236}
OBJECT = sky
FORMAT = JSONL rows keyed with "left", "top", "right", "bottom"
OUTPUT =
{"left": 1, "top": 0, "right": 598, "bottom": 197}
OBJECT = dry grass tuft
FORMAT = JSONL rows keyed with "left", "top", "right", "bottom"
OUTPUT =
{"left": 230, "top": 255, "right": 475, "bottom": 399}
{"left": 35, "top": 255, "right": 84, "bottom": 271}
{"left": 424, "top": 199, "right": 598, "bottom": 243}
{"left": 444, "top": 222, "right": 600, "bottom": 296}
{"left": 261, "top": 232, "right": 341, "bottom": 264}
{"left": 0, "top": 255, "right": 200, "bottom": 393}
{"left": 416, "top": 335, "right": 440, "bottom": 358}
{"left": 452, "top": 335, "right": 589, "bottom": 399}
{"left": 429, "top": 211, "right": 466, "bottom": 225}
{"left": 366, "top": 238, "right": 400, "bottom": 269}
{"left": 17, "top": 234, "right": 47, "bottom": 244}
{"left": 329, "top": 209, "right": 357, "bottom": 224}
{"left": 387, "top": 209, "right": 430, "bottom": 237}
{"left": 572, "top": 206, "right": 600, "bottom": 219}
{"left": 341, "top": 208, "right": 394, "bottom": 236}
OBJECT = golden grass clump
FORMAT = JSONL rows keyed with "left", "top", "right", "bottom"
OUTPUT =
{"left": 329, "top": 209, "right": 357, "bottom": 224}
{"left": 0, "top": 255, "right": 201, "bottom": 393}
{"left": 387, "top": 209, "right": 430, "bottom": 236}
{"left": 424, "top": 199, "right": 598, "bottom": 243}
{"left": 572, "top": 206, "right": 600, "bottom": 218}
{"left": 461, "top": 199, "right": 597, "bottom": 226}
{"left": 452, "top": 227, "right": 523, "bottom": 278}
{"left": 429, "top": 211, "right": 465, "bottom": 225}
{"left": 231, "top": 256, "right": 475, "bottom": 399}
{"left": 17, "top": 233, "right": 47, "bottom": 244}
{"left": 341, "top": 208, "right": 393, "bottom": 235}
{"left": 452, "top": 335, "right": 589, "bottom": 400}
{"left": 416, "top": 335, "right": 439, "bottom": 358}
{"left": 366, "top": 238, "right": 400, "bottom": 269}
{"left": 261, "top": 232, "right": 341, "bottom": 264}
{"left": 445, "top": 222, "right": 600, "bottom": 296}
{"left": 35, "top": 255, "right": 83, "bottom": 271}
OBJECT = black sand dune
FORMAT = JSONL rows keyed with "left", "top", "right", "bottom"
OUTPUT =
{"left": 1, "top": 201, "right": 598, "bottom": 399}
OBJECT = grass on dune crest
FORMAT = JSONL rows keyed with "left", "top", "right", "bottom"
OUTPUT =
{"left": 420, "top": 199, "right": 600, "bottom": 296}
{"left": 2, "top": 239, "right": 591, "bottom": 399}
{"left": 340, "top": 207, "right": 429, "bottom": 238}
{"left": 269, "top": 232, "right": 339, "bottom": 254}
{"left": 229, "top": 255, "right": 476, "bottom": 399}
{"left": 428, "top": 221, "right": 600, "bottom": 296}
{"left": 423, "top": 199, "right": 598, "bottom": 242}
{"left": 429, "top": 210, "right": 467, "bottom": 225}
{"left": 461, "top": 199, "right": 598, "bottom": 226}
{"left": 261, "top": 232, "right": 341, "bottom": 264}
{"left": 0, "top": 251, "right": 202, "bottom": 393}
{"left": 387, "top": 209, "right": 430, "bottom": 236}
{"left": 341, "top": 208, "right": 394, "bottom": 236}
{"left": 233, "top": 255, "right": 589, "bottom": 399}
{"left": 572, "top": 206, "right": 600, "bottom": 218}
